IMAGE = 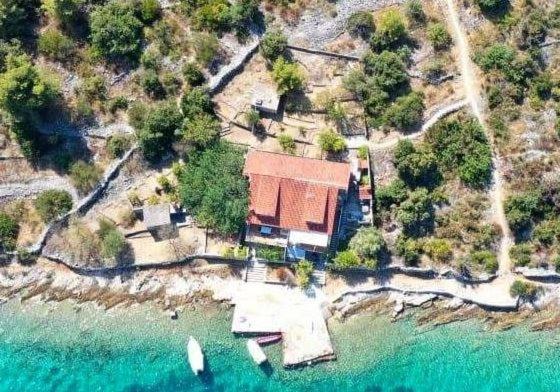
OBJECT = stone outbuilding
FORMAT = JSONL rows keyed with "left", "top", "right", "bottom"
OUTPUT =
{"left": 251, "top": 84, "right": 280, "bottom": 114}
{"left": 143, "top": 204, "right": 176, "bottom": 241}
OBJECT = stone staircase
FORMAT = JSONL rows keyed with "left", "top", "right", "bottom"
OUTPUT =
{"left": 312, "top": 269, "right": 326, "bottom": 286}
{"left": 245, "top": 260, "right": 267, "bottom": 283}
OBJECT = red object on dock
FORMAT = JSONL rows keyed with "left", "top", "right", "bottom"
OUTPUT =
{"left": 256, "top": 334, "right": 282, "bottom": 345}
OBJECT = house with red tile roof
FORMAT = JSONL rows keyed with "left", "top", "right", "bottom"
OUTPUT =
{"left": 243, "top": 150, "right": 352, "bottom": 262}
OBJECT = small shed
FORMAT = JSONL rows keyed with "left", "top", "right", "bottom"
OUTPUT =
{"left": 251, "top": 84, "right": 280, "bottom": 114}
{"left": 143, "top": 203, "right": 175, "bottom": 241}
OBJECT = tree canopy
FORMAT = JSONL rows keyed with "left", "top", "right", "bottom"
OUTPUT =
{"left": 179, "top": 141, "right": 248, "bottom": 235}
{"left": 137, "top": 101, "right": 183, "bottom": 161}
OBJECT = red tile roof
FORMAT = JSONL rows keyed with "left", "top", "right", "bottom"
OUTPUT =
{"left": 244, "top": 151, "right": 351, "bottom": 235}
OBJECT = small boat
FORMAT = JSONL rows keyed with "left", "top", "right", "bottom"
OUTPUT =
{"left": 256, "top": 333, "right": 282, "bottom": 346}
{"left": 187, "top": 336, "right": 204, "bottom": 375}
{"left": 247, "top": 339, "right": 267, "bottom": 365}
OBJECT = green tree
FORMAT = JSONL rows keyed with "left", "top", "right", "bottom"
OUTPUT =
{"left": 99, "top": 227, "right": 126, "bottom": 260}
{"left": 346, "top": 11, "right": 375, "bottom": 39}
{"left": 384, "top": 91, "right": 424, "bottom": 130}
{"left": 179, "top": 142, "right": 248, "bottom": 235}
{"left": 317, "top": 129, "right": 346, "bottom": 153}
{"left": 363, "top": 50, "right": 408, "bottom": 93}
{"left": 271, "top": 57, "right": 305, "bottom": 94}
{"left": 260, "top": 30, "right": 287, "bottom": 62}
{"left": 476, "top": 0, "right": 508, "bottom": 12}
{"left": 139, "top": 0, "right": 161, "bottom": 24}
{"left": 137, "top": 101, "right": 183, "bottom": 161}
{"left": 509, "top": 279, "right": 539, "bottom": 301}
{"left": 396, "top": 187, "right": 434, "bottom": 236}
{"left": 182, "top": 113, "right": 220, "bottom": 148}
{"left": 393, "top": 140, "right": 440, "bottom": 188}
{"left": 191, "top": 0, "right": 231, "bottom": 31}
{"left": 106, "top": 134, "right": 131, "bottom": 158}
{"left": 182, "top": 62, "right": 205, "bottom": 86}
{"left": 333, "top": 250, "right": 361, "bottom": 269}
{"left": 42, "top": 0, "right": 82, "bottom": 28}
{"left": 504, "top": 192, "right": 540, "bottom": 233}
{"left": 181, "top": 86, "right": 213, "bottom": 119}
{"left": 0, "top": 0, "right": 37, "bottom": 40}
{"left": 375, "top": 178, "right": 408, "bottom": 209}
{"left": 34, "top": 189, "right": 73, "bottom": 222}
{"left": 509, "top": 243, "right": 533, "bottom": 267}
{"left": 278, "top": 133, "right": 296, "bottom": 154}
{"left": 395, "top": 234, "right": 422, "bottom": 266}
{"left": 0, "top": 212, "right": 18, "bottom": 251}
{"left": 348, "top": 227, "right": 386, "bottom": 265}
{"left": 427, "top": 22, "right": 452, "bottom": 50}
{"left": 90, "top": 0, "right": 143, "bottom": 61}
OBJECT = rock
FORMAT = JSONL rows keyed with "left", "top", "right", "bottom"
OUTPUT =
{"left": 167, "top": 309, "right": 178, "bottom": 320}
{"left": 392, "top": 301, "right": 404, "bottom": 318}
{"left": 404, "top": 294, "right": 437, "bottom": 307}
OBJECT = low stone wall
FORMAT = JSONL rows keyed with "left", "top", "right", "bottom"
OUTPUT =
{"left": 286, "top": 45, "right": 361, "bottom": 61}
{"left": 515, "top": 267, "right": 560, "bottom": 283}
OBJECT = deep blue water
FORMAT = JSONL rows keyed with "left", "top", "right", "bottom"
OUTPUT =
{"left": 1, "top": 300, "right": 559, "bottom": 391}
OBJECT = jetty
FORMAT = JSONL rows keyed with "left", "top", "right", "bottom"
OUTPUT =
{"left": 231, "top": 283, "right": 334, "bottom": 367}
{"left": 247, "top": 339, "right": 267, "bottom": 365}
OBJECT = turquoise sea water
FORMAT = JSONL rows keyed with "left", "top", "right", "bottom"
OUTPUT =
{"left": 1, "top": 300, "right": 560, "bottom": 392}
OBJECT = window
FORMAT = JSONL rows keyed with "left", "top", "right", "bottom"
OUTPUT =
{"left": 260, "top": 226, "right": 272, "bottom": 235}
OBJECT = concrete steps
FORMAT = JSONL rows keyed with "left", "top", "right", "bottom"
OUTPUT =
{"left": 312, "top": 270, "right": 326, "bottom": 286}
{"left": 246, "top": 261, "right": 267, "bottom": 283}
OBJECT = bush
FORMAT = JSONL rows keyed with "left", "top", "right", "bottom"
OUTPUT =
{"left": 271, "top": 57, "right": 305, "bottom": 94}
{"left": 0, "top": 212, "right": 18, "bottom": 251}
{"left": 533, "top": 219, "right": 560, "bottom": 247}
{"left": 346, "top": 11, "right": 375, "bottom": 39}
{"left": 509, "top": 279, "right": 539, "bottom": 301}
{"left": 34, "top": 189, "right": 73, "bottom": 222}
{"left": 97, "top": 219, "right": 126, "bottom": 260}
{"left": 469, "top": 250, "right": 498, "bottom": 274}
{"left": 475, "top": 44, "right": 535, "bottom": 86}
{"left": 348, "top": 227, "right": 386, "bottom": 265}
{"left": 405, "top": 0, "right": 425, "bottom": 25}
{"left": 476, "top": 0, "right": 508, "bottom": 12}
{"left": 278, "top": 133, "right": 296, "bottom": 154}
{"left": 38, "top": 29, "right": 74, "bottom": 61}
{"left": 106, "top": 134, "right": 132, "bottom": 158}
{"left": 141, "top": 69, "right": 164, "bottom": 98}
{"left": 317, "top": 129, "right": 346, "bottom": 153}
{"left": 363, "top": 50, "right": 408, "bottom": 93}
{"left": 128, "top": 101, "right": 147, "bottom": 130}
{"left": 42, "top": 0, "right": 82, "bottom": 29}
{"left": 504, "top": 192, "right": 540, "bottom": 233}
{"left": 191, "top": 0, "right": 232, "bottom": 31}
{"left": 371, "top": 9, "right": 407, "bottom": 50}
{"left": 396, "top": 187, "right": 434, "bottom": 237}
{"left": 161, "top": 72, "right": 182, "bottom": 96}
{"left": 375, "top": 178, "right": 408, "bottom": 209}
{"left": 395, "top": 235, "right": 422, "bottom": 266}
{"left": 179, "top": 141, "right": 248, "bottom": 235}
{"left": 69, "top": 161, "right": 102, "bottom": 194}
{"left": 426, "top": 22, "right": 451, "bottom": 50}
{"left": 182, "top": 62, "right": 205, "bottom": 86}
{"left": 509, "top": 243, "right": 533, "bottom": 267}
{"left": 333, "top": 250, "right": 361, "bottom": 269}
{"left": 139, "top": 0, "right": 161, "bottom": 24}
{"left": 255, "top": 244, "right": 284, "bottom": 261}
{"left": 181, "top": 87, "right": 213, "bottom": 119}
{"left": 260, "top": 30, "right": 287, "bottom": 62}
{"left": 245, "top": 109, "right": 260, "bottom": 129}
{"left": 90, "top": 0, "right": 143, "bottom": 62}
{"left": 191, "top": 32, "right": 219, "bottom": 66}
{"left": 295, "top": 260, "right": 314, "bottom": 288}
{"left": 384, "top": 91, "right": 424, "bottom": 130}
{"left": 80, "top": 75, "right": 107, "bottom": 102}
{"left": 357, "top": 145, "right": 368, "bottom": 160}
{"left": 393, "top": 140, "right": 440, "bottom": 188}
{"left": 423, "top": 238, "right": 452, "bottom": 263}
{"left": 107, "top": 96, "right": 129, "bottom": 113}
{"left": 182, "top": 113, "right": 221, "bottom": 148}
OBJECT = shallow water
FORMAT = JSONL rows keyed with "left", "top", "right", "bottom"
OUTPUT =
{"left": 0, "top": 299, "right": 559, "bottom": 392}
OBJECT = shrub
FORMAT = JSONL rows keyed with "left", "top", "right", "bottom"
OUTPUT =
{"left": 295, "top": 260, "right": 314, "bottom": 288}
{"left": 384, "top": 91, "right": 424, "bottom": 130}
{"left": 396, "top": 187, "right": 434, "bottom": 236}
{"left": 333, "top": 250, "right": 361, "bottom": 269}
{"left": 255, "top": 244, "right": 284, "bottom": 261}
{"left": 260, "top": 30, "right": 287, "bottom": 62}
{"left": 100, "top": 229, "right": 126, "bottom": 260}
{"left": 69, "top": 161, "right": 102, "bottom": 194}
{"left": 127, "top": 101, "right": 147, "bottom": 130}
{"left": 533, "top": 220, "right": 560, "bottom": 247}
{"left": 426, "top": 22, "right": 451, "bottom": 50}
{"left": 346, "top": 11, "right": 375, "bottom": 39}
{"left": 181, "top": 87, "right": 213, "bottom": 119}
{"left": 106, "top": 134, "right": 132, "bottom": 158}
{"left": 393, "top": 140, "right": 440, "bottom": 188}
{"left": 161, "top": 72, "right": 182, "bottom": 96}
{"left": 0, "top": 212, "right": 18, "bottom": 251}
{"left": 191, "top": 32, "right": 219, "bottom": 66}
{"left": 90, "top": 0, "right": 143, "bottom": 62}
{"left": 476, "top": 0, "right": 507, "bottom": 12}
{"left": 278, "top": 133, "right": 296, "bottom": 154}
{"left": 191, "top": 0, "right": 232, "bottom": 31}
{"left": 348, "top": 227, "right": 386, "bottom": 264}
{"left": 38, "top": 29, "right": 74, "bottom": 61}
{"left": 141, "top": 69, "right": 164, "bottom": 98}
{"left": 34, "top": 189, "right": 73, "bottom": 222}
{"left": 371, "top": 9, "right": 407, "bottom": 50}
{"left": 475, "top": 44, "right": 535, "bottom": 86}
{"left": 375, "top": 178, "right": 407, "bottom": 209}
{"left": 80, "top": 75, "right": 107, "bottom": 102}
{"left": 509, "top": 243, "right": 533, "bottom": 267}
{"left": 395, "top": 235, "right": 422, "bottom": 266}
{"left": 42, "top": 0, "right": 82, "bottom": 29}
{"left": 504, "top": 192, "right": 540, "bottom": 233}
{"left": 405, "top": 0, "right": 425, "bottom": 25}
{"left": 271, "top": 57, "right": 305, "bottom": 94}
{"left": 469, "top": 250, "right": 498, "bottom": 274}
{"left": 107, "top": 96, "right": 129, "bottom": 113}
{"left": 509, "top": 279, "right": 539, "bottom": 300}
{"left": 357, "top": 145, "right": 368, "bottom": 160}
{"left": 181, "top": 113, "right": 221, "bottom": 148}
{"left": 182, "top": 62, "right": 205, "bottom": 86}
{"left": 423, "top": 238, "right": 452, "bottom": 263}
{"left": 139, "top": 0, "right": 161, "bottom": 24}
{"left": 245, "top": 109, "right": 260, "bottom": 129}
{"left": 317, "top": 129, "right": 346, "bottom": 153}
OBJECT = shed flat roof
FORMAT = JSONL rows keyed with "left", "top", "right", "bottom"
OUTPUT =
{"left": 143, "top": 204, "right": 171, "bottom": 228}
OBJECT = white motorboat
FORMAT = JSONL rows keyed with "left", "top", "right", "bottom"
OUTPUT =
{"left": 247, "top": 339, "right": 267, "bottom": 365}
{"left": 187, "top": 336, "right": 204, "bottom": 375}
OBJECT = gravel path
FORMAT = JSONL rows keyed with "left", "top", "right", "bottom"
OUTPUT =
{"left": 442, "top": 0, "right": 513, "bottom": 274}
{"left": 0, "top": 176, "right": 78, "bottom": 203}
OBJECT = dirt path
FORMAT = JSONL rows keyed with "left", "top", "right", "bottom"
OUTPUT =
{"left": 370, "top": 99, "right": 468, "bottom": 151}
{"left": 442, "top": 0, "right": 513, "bottom": 274}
